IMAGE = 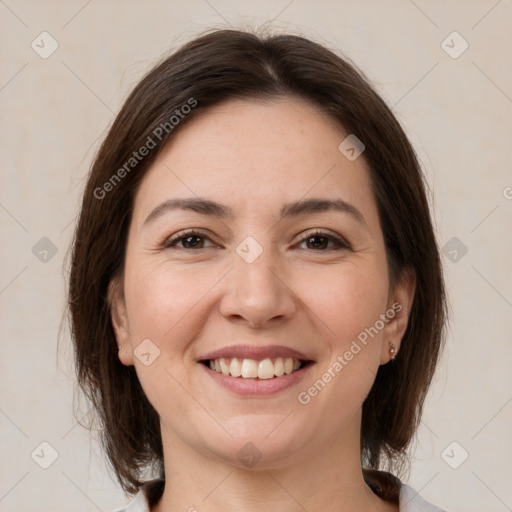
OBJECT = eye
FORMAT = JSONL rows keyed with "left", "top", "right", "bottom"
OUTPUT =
{"left": 162, "top": 229, "right": 350, "bottom": 251}
{"left": 163, "top": 230, "right": 216, "bottom": 250}
{"left": 297, "top": 230, "right": 350, "bottom": 251}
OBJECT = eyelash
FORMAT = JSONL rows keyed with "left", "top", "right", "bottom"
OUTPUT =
{"left": 162, "top": 229, "right": 351, "bottom": 252}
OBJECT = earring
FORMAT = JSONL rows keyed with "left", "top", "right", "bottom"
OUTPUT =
{"left": 389, "top": 342, "right": 397, "bottom": 360}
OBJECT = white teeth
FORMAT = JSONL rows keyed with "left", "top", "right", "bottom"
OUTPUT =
{"left": 208, "top": 356, "right": 304, "bottom": 378}
{"left": 241, "top": 359, "right": 258, "bottom": 378}
{"left": 274, "top": 357, "right": 285, "bottom": 376}
{"left": 219, "top": 358, "right": 230, "bottom": 375}
{"left": 284, "top": 357, "right": 294, "bottom": 375}
{"left": 258, "top": 358, "right": 275, "bottom": 380}
{"left": 230, "top": 357, "right": 242, "bottom": 377}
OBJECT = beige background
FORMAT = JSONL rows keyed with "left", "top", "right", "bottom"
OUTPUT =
{"left": 1, "top": 1, "right": 511, "bottom": 511}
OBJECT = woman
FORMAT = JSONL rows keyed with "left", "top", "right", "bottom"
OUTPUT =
{"left": 68, "top": 28, "right": 447, "bottom": 511}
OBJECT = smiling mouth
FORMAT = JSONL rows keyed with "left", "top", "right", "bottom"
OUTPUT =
{"left": 202, "top": 357, "right": 311, "bottom": 379}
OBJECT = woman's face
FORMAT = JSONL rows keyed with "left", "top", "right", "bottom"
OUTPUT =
{"left": 112, "top": 97, "right": 413, "bottom": 469}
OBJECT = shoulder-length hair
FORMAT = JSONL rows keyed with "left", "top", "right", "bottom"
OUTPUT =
{"left": 68, "top": 28, "right": 446, "bottom": 494}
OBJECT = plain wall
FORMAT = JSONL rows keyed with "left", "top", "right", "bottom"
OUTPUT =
{"left": 1, "top": 1, "right": 511, "bottom": 511}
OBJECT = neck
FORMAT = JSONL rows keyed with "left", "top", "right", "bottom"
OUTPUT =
{"left": 152, "top": 421, "right": 397, "bottom": 512}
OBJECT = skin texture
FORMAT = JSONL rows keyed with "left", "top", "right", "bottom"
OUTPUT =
{"left": 111, "top": 97, "right": 415, "bottom": 512}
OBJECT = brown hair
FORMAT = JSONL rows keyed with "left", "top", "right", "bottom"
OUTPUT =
{"left": 68, "top": 28, "right": 446, "bottom": 494}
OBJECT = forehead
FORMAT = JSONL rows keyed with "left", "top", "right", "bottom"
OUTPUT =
{"left": 132, "top": 97, "right": 377, "bottom": 224}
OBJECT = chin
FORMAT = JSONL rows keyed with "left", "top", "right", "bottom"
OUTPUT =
{"left": 196, "top": 413, "right": 317, "bottom": 470}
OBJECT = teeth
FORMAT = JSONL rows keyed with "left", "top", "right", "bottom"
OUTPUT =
{"left": 241, "top": 358, "right": 258, "bottom": 378}
{"left": 274, "top": 357, "right": 284, "bottom": 376}
{"left": 208, "top": 357, "right": 304, "bottom": 379}
{"left": 258, "top": 358, "right": 274, "bottom": 379}
{"left": 219, "top": 358, "right": 230, "bottom": 375}
{"left": 230, "top": 357, "right": 242, "bottom": 377}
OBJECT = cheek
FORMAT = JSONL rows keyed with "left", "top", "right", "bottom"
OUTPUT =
{"left": 302, "top": 262, "right": 389, "bottom": 346}
{"left": 124, "top": 262, "right": 219, "bottom": 343}
{"left": 122, "top": 263, "right": 221, "bottom": 407}
{"left": 295, "top": 263, "right": 388, "bottom": 407}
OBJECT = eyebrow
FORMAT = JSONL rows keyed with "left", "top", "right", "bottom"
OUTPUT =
{"left": 143, "top": 197, "right": 367, "bottom": 228}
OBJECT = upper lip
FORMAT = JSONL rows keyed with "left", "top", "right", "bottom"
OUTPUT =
{"left": 200, "top": 344, "right": 313, "bottom": 362}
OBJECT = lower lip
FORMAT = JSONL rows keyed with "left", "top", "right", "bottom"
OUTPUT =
{"left": 200, "top": 363, "right": 313, "bottom": 396}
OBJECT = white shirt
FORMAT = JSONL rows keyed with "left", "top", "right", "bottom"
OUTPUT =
{"left": 113, "top": 478, "right": 447, "bottom": 512}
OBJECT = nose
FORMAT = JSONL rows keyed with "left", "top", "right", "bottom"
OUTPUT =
{"left": 219, "top": 245, "right": 297, "bottom": 329}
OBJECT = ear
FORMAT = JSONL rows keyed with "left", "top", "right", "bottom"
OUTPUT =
{"left": 380, "top": 267, "right": 416, "bottom": 364}
{"left": 108, "top": 277, "right": 134, "bottom": 366}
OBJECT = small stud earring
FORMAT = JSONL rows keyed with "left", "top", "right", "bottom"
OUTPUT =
{"left": 389, "top": 342, "right": 397, "bottom": 360}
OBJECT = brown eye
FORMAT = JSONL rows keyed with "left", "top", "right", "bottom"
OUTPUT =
{"left": 164, "top": 230, "right": 215, "bottom": 249}
{"left": 298, "top": 230, "right": 350, "bottom": 251}
{"left": 305, "top": 235, "right": 329, "bottom": 250}
{"left": 179, "top": 234, "right": 205, "bottom": 248}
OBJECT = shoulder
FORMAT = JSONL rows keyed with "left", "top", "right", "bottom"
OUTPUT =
{"left": 111, "top": 479, "right": 165, "bottom": 512}
{"left": 399, "top": 483, "right": 447, "bottom": 512}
